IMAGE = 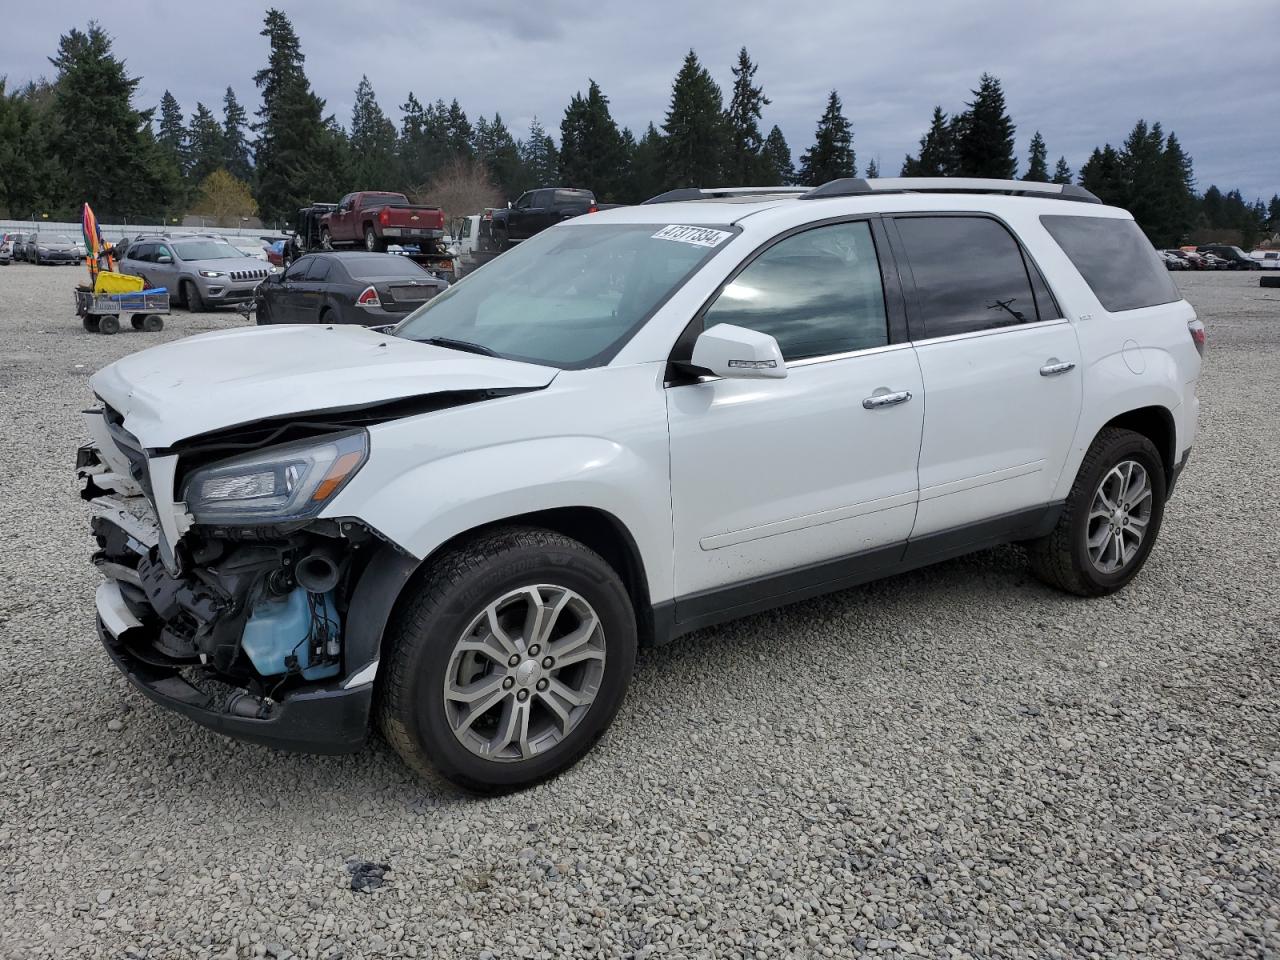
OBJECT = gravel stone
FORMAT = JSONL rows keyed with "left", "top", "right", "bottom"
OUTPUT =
{"left": 0, "top": 265, "right": 1278, "bottom": 958}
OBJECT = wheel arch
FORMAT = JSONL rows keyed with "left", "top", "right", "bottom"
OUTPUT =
{"left": 1100, "top": 405, "right": 1176, "bottom": 484}
{"left": 345, "top": 505, "right": 656, "bottom": 685}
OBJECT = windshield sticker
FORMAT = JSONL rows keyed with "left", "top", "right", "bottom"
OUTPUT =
{"left": 652, "top": 225, "right": 733, "bottom": 247}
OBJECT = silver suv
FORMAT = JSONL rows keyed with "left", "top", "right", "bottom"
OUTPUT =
{"left": 118, "top": 235, "right": 278, "bottom": 311}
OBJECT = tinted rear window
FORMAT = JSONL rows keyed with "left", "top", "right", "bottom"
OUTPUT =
{"left": 344, "top": 255, "right": 428, "bottom": 279}
{"left": 555, "top": 190, "right": 594, "bottom": 205}
{"left": 1041, "top": 215, "right": 1179, "bottom": 312}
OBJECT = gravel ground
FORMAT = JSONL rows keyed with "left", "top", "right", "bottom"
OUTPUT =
{"left": 0, "top": 263, "right": 1277, "bottom": 960}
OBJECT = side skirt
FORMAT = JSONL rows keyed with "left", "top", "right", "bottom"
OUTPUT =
{"left": 652, "top": 502, "right": 1063, "bottom": 644}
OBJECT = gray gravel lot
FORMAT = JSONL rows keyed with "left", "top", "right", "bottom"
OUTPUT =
{"left": 0, "top": 263, "right": 1277, "bottom": 959}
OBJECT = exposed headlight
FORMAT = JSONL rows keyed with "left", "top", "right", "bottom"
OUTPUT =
{"left": 199, "top": 270, "right": 226, "bottom": 278}
{"left": 268, "top": 265, "right": 280, "bottom": 273}
{"left": 182, "top": 431, "right": 368, "bottom": 524}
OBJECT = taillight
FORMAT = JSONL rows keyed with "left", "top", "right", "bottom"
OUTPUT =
{"left": 356, "top": 286, "right": 381, "bottom": 308}
{"left": 1188, "top": 320, "right": 1206, "bottom": 356}
{"left": 588, "top": 205, "right": 598, "bottom": 214}
{"left": 378, "top": 208, "right": 389, "bottom": 226}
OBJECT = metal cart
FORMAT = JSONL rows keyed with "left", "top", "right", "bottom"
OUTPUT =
{"left": 75, "top": 287, "right": 170, "bottom": 335}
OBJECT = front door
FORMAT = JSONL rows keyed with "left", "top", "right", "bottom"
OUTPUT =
{"left": 277, "top": 256, "right": 313, "bottom": 322}
{"left": 889, "top": 214, "right": 1083, "bottom": 539}
{"left": 666, "top": 219, "right": 924, "bottom": 622}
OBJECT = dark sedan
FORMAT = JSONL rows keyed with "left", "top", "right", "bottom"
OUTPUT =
{"left": 28, "top": 233, "right": 84, "bottom": 264}
{"left": 255, "top": 251, "right": 447, "bottom": 326}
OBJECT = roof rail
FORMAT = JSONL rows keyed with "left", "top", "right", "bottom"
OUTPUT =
{"left": 642, "top": 186, "right": 809, "bottom": 205}
{"left": 800, "top": 177, "right": 1101, "bottom": 204}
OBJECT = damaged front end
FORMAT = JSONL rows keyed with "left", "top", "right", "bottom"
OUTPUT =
{"left": 78, "top": 407, "right": 404, "bottom": 753}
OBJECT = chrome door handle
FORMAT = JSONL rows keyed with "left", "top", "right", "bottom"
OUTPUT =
{"left": 862, "top": 390, "right": 913, "bottom": 410}
{"left": 1040, "top": 360, "right": 1076, "bottom": 376}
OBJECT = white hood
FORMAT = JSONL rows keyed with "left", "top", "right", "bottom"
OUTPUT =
{"left": 91, "top": 324, "right": 559, "bottom": 448}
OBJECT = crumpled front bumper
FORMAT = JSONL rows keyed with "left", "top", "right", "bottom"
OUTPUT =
{"left": 95, "top": 580, "right": 371, "bottom": 754}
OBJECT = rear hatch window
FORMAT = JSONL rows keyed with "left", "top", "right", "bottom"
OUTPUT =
{"left": 1040, "top": 215, "right": 1179, "bottom": 312}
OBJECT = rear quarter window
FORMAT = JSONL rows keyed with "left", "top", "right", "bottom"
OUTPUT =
{"left": 1040, "top": 215, "right": 1179, "bottom": 312}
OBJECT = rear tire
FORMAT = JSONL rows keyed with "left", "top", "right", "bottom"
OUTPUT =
{"left": 364, "top": 227, "right": 386, "bottom": 253}
{"left": 130, "top": 315, "right": 144, "bottom": 330}
{"left": 378, "top": 526, "right": 637, "bottom": 793}
{"left": 98, "top": 315, "right": 120, "bottom": 335}
{"left": 1028, "top": 427, "right": 1167, "bottom": 596}
{"left": 142, "top": 314, "right": 164, "bottom": 332}
{"left": 82, "top": 315, "right": 101, "bottom": 333}
{"left": 318, "top": 306, "right": 334, "bottom": 326}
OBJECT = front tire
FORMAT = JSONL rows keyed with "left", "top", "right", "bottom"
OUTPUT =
{"left": 378, "top": 526, "right": 637, "bottom": 793}
{"left": 182, "top": 280, "right": 207, "bottom": 312}
{"left": 1028, "top": 427, "right": 1167, "bottom": 596}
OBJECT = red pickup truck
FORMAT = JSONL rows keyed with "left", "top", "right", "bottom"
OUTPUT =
{"left": 319, "top": 191, "right": 446, "bottom": 253}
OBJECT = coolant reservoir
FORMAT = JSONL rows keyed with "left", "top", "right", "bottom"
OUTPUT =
{"left": 241, "top": 587, "right": 340, "bottom": 680}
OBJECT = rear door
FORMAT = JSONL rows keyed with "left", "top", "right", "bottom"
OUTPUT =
{"left": 888, "top": 213, "right": 1083, "bottom": 541}
{"left": 666, "top": 218, "right": 924, "bottom": 619}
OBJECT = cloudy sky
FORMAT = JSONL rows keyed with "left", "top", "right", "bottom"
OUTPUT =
{"left": 4, "top": 0, "right": 1276, "bottom": 200}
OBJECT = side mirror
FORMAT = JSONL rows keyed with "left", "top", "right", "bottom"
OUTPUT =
{"left": 690, "top": 323, "right": 787, "bottom": 379}
{"left": 156, "top": 254, "right": 172, "bottom": 264}
{"left": 507, "top": 201, "right": 513, "bottom": 209}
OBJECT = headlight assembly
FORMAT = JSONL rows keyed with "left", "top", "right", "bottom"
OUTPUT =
{"left": 199, "top": 270, "right": 226, "bottom": 278}
{"left": 182, "top": 431, "right": 368, "bottom": 524}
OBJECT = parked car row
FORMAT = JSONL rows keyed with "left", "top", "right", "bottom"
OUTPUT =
{"left": 1, "top": 231, "right": 84, "bottom": 265}
{"left": 115, "top": 233, "right": 278, "bottom": 311}
{"left": 1161, "top": 244, "right": 1263, "bottom": 271}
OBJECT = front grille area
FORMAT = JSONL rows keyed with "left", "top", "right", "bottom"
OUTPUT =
{"left": 228, "top": 268, "right": 269, "bottom": 282}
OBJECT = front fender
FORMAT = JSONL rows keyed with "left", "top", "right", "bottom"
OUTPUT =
{"left": 326, "top": 435, "right": 672, "bottom": 603}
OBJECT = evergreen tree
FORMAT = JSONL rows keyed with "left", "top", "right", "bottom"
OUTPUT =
{"left": 1078, "top": 145, "right": 1126, "bottom": 207}
{"left": 1024, "top": 130, "right": 1048, "bottom": 181}
{"left": 398, "top": 93, "right": 443, "bottom": 188}
{"left": 444, "top": 99, "right": 473, "bottom": 158}
{"left": 474, "top": 112, "right": 522, "bottom": 198}
{"left": 953, "top": 73, "right": 1016, "bottom": 178}
{"left": 761, "top": 125, "right": 794, "bottom": 185}
{"left": 559, "top": 79, "right": 627, "bottom": 200}
{"left": 1201, "top": 185, "right": 1225, "bottom": 228}
{"left": 252, "top": 8, "right": 344, "bottom": 224}
{"left": 348, "top": 75, "right": 399, "bottom": 190}
{"left": 221, "top": 86, "right": 253, "bottom": 183}
{"left": 187, "top": 103, "right": 225, "bottom": 185}
{"left": 662, "top": 50, "right": 730, "bottom": 188}
{"left": 1158, "top": 132, "right": 1196, "bottom": 246}
{"left": 1118, "top": 119, "right": 1166, "bottom": 243}
{"left": 864, "top": 158, "right": 879, "bottom": 179}
{"left": 1051, "top": 156, "right": 1072, "bottom": 185}
{"left": 798, "top": 90, "right": 854, "bottom": 186}
{"left": 157, "top": 89, "right": 188, "bottom": 175}
{"left": 627, "top": 122, "right": 666, "bottom": 200}
{"left": 725, "top": 47, "right": 769, "bottom": 184}
{"left": 0, "top": 81, "right": 50, "bottom": 216}
{"left": 1268, "top": 195, "right": 1280, "bottom": 233}
{"left": 517, "top": 116, "right": 559, "bottom": 192}
{"left": 900, "top": 106, "right": 954, "bottom": 176}
{"left": 46, "top": 24, "right": 180, "bottom": 219}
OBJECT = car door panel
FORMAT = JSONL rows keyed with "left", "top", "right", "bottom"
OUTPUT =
{"left": 668, "top": 347, "right": 924, "bottom": 599}
{"left": 888, "top": 214, "right": 1084, "bottom": 538}
{"left": 666, "top": 218, "right": 922, "bottom": 603}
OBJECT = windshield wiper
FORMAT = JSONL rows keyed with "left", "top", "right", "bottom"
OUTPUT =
{"left": 414, "top": 336, "right": 499, "bottom": 357}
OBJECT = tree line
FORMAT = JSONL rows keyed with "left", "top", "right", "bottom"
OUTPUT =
{"left": 1, "top": 11, "right": 1276, "bottom": 247}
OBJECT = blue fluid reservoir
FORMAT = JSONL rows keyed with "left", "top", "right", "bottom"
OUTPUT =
{"left": 240, "top": 587, "right": 340, "bottom": 680}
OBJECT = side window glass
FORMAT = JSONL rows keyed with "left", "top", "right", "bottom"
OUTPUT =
{"left": 895, "top": 216, "right": 1039, "bottom": 337}
{"left": 702, "top": 221, "right": 888, "bottom": 362}
{"left": 306, "top": 258, "right": 332, "bottom": 281}
{"left": 284, "top": 257, "right": 311, "bottom": 280}
{"left": 132, "top": 243, "right": 153, "bottom": 263}
{"left": 156, "top": 245, "right": 173, "bottom": 262}
{"left": 515, "top": 194, "right": 532, "bottom": 210}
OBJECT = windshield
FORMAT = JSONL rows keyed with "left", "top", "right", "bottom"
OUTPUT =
{"left": 50, "top": 235, "right": 77, "bottom": 245}
{"left": 174, "top": 240, "right": 242, "bottom": 260}
{"left": 394, "top": 222, "right": 736, "bottom": 368}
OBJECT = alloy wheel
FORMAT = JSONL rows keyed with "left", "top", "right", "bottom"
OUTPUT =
{"left": 442, "top": 584, "right": 606, "bottom": 762}
{"left": 1086, "top": 459, "right": 1153, "bottom": 573}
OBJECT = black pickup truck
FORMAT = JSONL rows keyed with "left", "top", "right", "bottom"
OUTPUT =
{"left": 488, "top": 187, "right": 597, "bottom": 250}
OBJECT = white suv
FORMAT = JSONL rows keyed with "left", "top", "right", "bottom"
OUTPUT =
{"left": 78, "top": 177, "right": 1203, "bottom": 791}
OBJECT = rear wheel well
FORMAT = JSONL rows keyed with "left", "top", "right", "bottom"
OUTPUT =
{"left": 1100, "top": 406, "right": 1176, "bottom": 483}
{"left": 413, "top": 508, "right": 654, "bottom": 645}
